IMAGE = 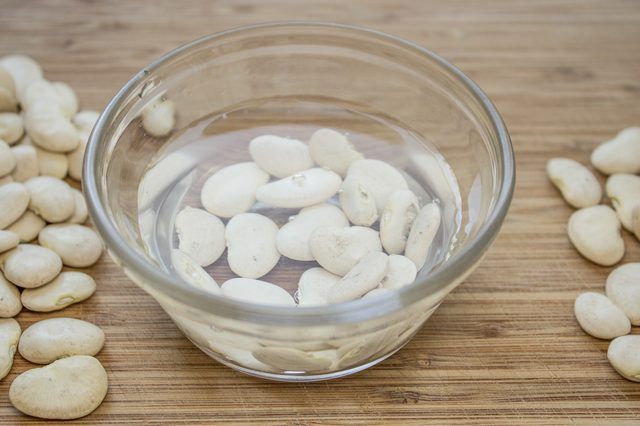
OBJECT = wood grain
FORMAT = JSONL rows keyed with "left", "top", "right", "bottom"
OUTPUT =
{"left": 1, "top": 0, "right": 640, "bottom": 423}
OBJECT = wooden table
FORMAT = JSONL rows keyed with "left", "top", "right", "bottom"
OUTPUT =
{"left": 1, "top": 0, "right": 639, "bottom": 423}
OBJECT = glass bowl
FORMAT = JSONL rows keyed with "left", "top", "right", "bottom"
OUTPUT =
{"left": 84, "top": 22, "right": 514, "bottom": 382}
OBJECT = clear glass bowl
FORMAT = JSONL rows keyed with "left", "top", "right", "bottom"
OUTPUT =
{"left": 84, "top": 22, "right": 514, "bottom": 381}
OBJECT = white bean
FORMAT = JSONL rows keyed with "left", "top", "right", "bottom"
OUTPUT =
{"left": 297, "top": 267, "right": 341, "bottom": 306}
{"left": 221, "top": 278, "right": 295, "bottom": 306}
{"left": 25, "top": 176, "right": 75, "bottom": 223}
{"left": 546, "top": 157, "right": 601, "bottom": 208}
{"left": 607, "top": 335, "right": 640, "bottom": 382}
{"left": 0, "top": 229, "right": 19, "bottom": 253}
{"left": 339, "top": 175, "right": 378, "bottom": 226}
{"left": 0, "top": 112, "right": 23, "bottom": 144}
{"left": 380, "top": 189, "right": 420, "bottom": 254}
{"left": 605, "top": 263, "right": 640, "bottom": 326}
{"left": 568, "top": 205, "right": 624, "bottom": 266}
{"left": 25, "top": 101, "right": 80, "bottom": 152}
{"left": 0, "top": 318, "right": 20, "bottom": 380}
{"left": 225, "top": 213, "right": 280, "bottom": 278}
{"left": 0, "top": 139, "right": 15, "bottom": 175}
{"left": 200, "top": 162, "right": 269, "bottom": 218}
{"left": 0, "top": 273, "right": 21, "bottom": 317}
{"left": 21, "top": 271, "right": 96, "bottom": 312}
{"left": 9, "top": 355, "right": 108, "bottom": 420}
{"left": 34, "top": 145, "right": 68, "bottom": 178}
{"left": 346, "top": 159, "right": 408, "bottom": 211}
{"left": 309, "top": 226, "right": 382, "bottom": 276}
{"left": 606, "top": 173, "right": 640, "bottom": 231}
{"left": 381, "top": 254, "right": 417, "bottom": 290}
{"left": 591, "top": 127, "right": 640, "bottom": 175}
{"left": 252, "top": 347, "right": 334, "bottom": 372}
{"left": 328, "top": 252, "right": 389, "bottom": 303}
{"left": 276, "top": 203, "right": 348, "bottom": 261}
{"left": 0, "top": 182, "right": 29, "bottom": 229}
{"left": 363, "top": 288, "right": 391, "bottom": 299}
{"left": 66, "top": 132, "right": 87, "bottom": 181}
{"left": 308, "top": 128, "right": 363, "bottom": 176}
{"left": 0, "top": 65, "right": 17, "bottom": 112}
{"left": 6, "top": 210, "right": 45, "bottom": 242}
{"left": 73, "top": 110, "right": 99, "bottom": 132}
{"left": 0, "top": 55, "right": 42, "bottom": 95}
{"left": 249, "top": 135, "right": 314, "bottom": 178}
{"left": 38, "top": 224, "right": 102, "bottom": 267}
{"left": 175, "top": 206, "right": 225, "bottom": 267}
{"left": 574, "top": 292, "right": 630, "bottom": 339}
{"left": 21, "top": 79, "right": 78, "bottom": 117}
{"left": 18, "top": 318, "right": 105, "bottom": 364}
{"left": 9, "top": 145, "right": 38, "bottom": 182}
{"left": 67, "top": 188, "right": 88, "bottom": 224}
{"left": 404, "top": 202, "right": 441, "bottom": 270}
{"left": 256, "top": 167, "right": 342, "bottom": 208}
{"left": 1, "top": 244, "right": 62, "bottom": 288}
{"left": 170, "top": 249, "right": 220, "bottom": 295}
{"left": 142, "top": 97, "right": 175, "bottom": 137}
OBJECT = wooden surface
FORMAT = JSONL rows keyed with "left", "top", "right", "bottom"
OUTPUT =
{"left": 1, "top": 0, "right": 640, "bottom": 423}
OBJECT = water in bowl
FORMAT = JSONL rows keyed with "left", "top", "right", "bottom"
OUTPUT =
{"left": 137, "top": 97, "right": 463, "bottom": 298}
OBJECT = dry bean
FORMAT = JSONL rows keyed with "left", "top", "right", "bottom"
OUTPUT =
{"left": 9, "top": 145, "right": 38, "bottom": 182}
{"left": 606, "top": 173, "right": 640, "bottom": 231}
{"left": 39, "top": 224, "right": 103, "bottom": 267}
{"left": 0, "top": 318, "right": 20, "bottom": 380}
{"left": 256, "top": 167, "right": 342, "bottom": 208}
{"left": 142, "top": 97, "right": 175, "bottom": 137}
{"left": 21, "top": 271, "right": 96, "bottom": 312}
{"left": 249, "top": 135, "right": 314, "bottom": 178}
{"left": 1, "top": 244, "right": 62, "bottom": 288}
{"left": 328, "top": 252, "right": 389, "bottom": 304}
{"left": 568, "top": 205, "right": 624, "bottom": 266}
{"left": 200, "top": 162, "right": 269, "bottom": 218}
{"left": 339, "top": 175, "right": 378, "bottom": 226}
{"left": 221, "top": 278, "right": 296, "bottom": 306}
{"left": 546, "top": 157, "right": 601, "bottom": 208}
{"left": 253, "top": 347, "right": 333, "bottom": 372}
{"left": 591, "top": 127, "right": 640, "bottom": 175}
{"left": 0, "top": 273, "right": 21, "bottom": 317}
{"left": 297, "top": 267, "right": 341, "bottom": 306}
{"left": 0, "top": 139, "right": 15, "bottom": 175}
{"left": 67, "top": 188, "right": 88, "bottom": 224}
{"left": 574, "top": 292, "right": 630, "bottom": 339}
{"left": 380, "top": 189, "right": 420, "bottom": 254}
{"left": 66, "top": 133, "right": 86, "bottom": 181}
{"left": 605, "top": 263, "right": 640, "bottom": 326}
{"left": 0, "top": 112, "right": 23, "bottom": 144}
{"left": 381, "top": 254, "right": 417, "bottom": 290}
{"left": 170, "top": 249, "right": 220, "bottom": 294}
{"left": 0, "top": 182, "right": 29, "bottom": 229}
{"left": 18, "top": 318, "right": 105, "bottom": 364}
{"left": 73, "top": 110, "right": 99, "bottom": 132}
{"left": 0, "top": 55, "right": 42, "bottom": 95}
{"left": 404, "top": 202, "right": 441, "bottom": 270}
{"left": 9, "top": 355, "right": 108, "bottom": 420}
{"left": 25, "top": 101, "right": 80, "bottom": 152}
{"left": 346, "top": 159, "right": 408, "bottom": 211}
{"left": 25, "top": 176, "right": 75, "bottom": 222}
{"left": 310, "top": 226, "right": 382, "bottom": 276}
{"left": 226, "top": 213, "right": 279, "bottom": 278}
{"left": 21, "top": 79, "right": 78, "bottom": 117}
{"left": 175, "top": 206, "right": 225, "bottom": 267}
{"left": 6, "top": 210, "right": 45, "bottom": 242}
{"left": 0, "top": 230, "right": 19, "bottom": 253}
{"left": 276, "top": 203, "right": 348, "bottom": 261}
{"left": 308, "top": 128, "right": 363, "bottom": 176}
{"left": 607, "top": 335, "right": 640, "bottom": 382}
{"left": 34, "top": 145, "right": 68, "bottom": 178}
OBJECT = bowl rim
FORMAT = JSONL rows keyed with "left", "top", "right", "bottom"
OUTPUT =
{"left": 84, "top": 21, "right": 515, "bottom": 326}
